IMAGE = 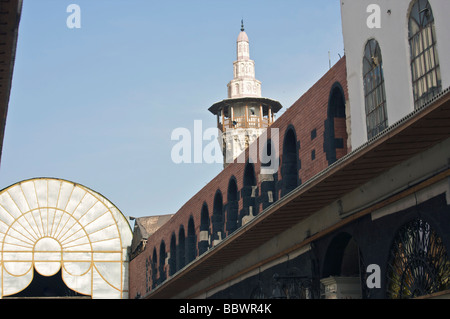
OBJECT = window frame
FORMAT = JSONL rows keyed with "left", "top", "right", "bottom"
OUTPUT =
{"left": 408, "top": 0, "right": 441, "bottom": 109}
{"left": 363, "top": 38, "right": 388, "bottom": 140}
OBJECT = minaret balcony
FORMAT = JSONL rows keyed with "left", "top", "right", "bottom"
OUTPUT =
{"left": 221, "top": 115, "right": 271, "bottom": 131}
{"left": 209, "top": 97, "right": 283, "bottom": 133}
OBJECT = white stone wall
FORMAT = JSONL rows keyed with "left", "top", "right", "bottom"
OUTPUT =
{"left": 222, "top": 128, "right": 264, "bottom": 165}
{"left": 341, "top": 0, "right": 450, "bottom": 148}
{"left": 227, "top": 30, "right": 262, "bottom": 99}
{"left": 237, "top": 40, "right": 250, "bottom": 60}
{"left": 227, "top": 79, "right": 261, "bottom": 99}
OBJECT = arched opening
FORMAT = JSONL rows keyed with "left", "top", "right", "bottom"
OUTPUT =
{"left": 145, "top": 255, "right": 151, "bottom": 294}
{"left": 186, "top": 217, "right": 196, "bottom": 264}
{"left": 363, "top": 40, "right": 388, "bottom": 139}
{"left": 408, "top": 0, "right": 441, "bottom": 109}
{"left": 151, "top": 248, "right": 158, "bottom": 289}
{"left": 213, "top": 190, "right": 224, "bottom": 245}
{"left": 322, "top": 233, "right": 361, "bottom": 278}
{"left": 159, "top": 241, "right": 167, "bottom": 283}
{"left": 321, "top": 232, "right": 363, "bottom": 299}
{"left": 8, "top": 269, "right": 90, "bottom": 298}
{"left": 324, "top": 83, "right": 348, "bottom": 164}
{"left": 281, "top": 128, "right": 298, "bottom": 196}
{"left": 227, "top": 177, "right": 239, "bottom": 235}
{"left": 261, "top": 139, "right": 272, "bottom": 169}
{"left": 178, "top": 226, "right": 186, "bottom": 271}
{"left": 169, "top": 233, "right": 177, "bottom": 276}
{"left": 199, "top": 203, "right": 210, "bottom": 255}
{"left": 260, "top": 139, "right": 277, "bottom": 210}
{"left": 241, "top": 162, "right": 258, "bottom": 225}
{"left": 387, "top": 218, "right": 450, "bottom": 299}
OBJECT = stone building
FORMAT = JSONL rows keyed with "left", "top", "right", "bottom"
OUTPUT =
{"left": 129, "top": 27, "right": 350, "bottom": 298}
{"left": 0, "top": 0, "right": 449, "bottom": 300}
{"left": 129, "top": 0, "right": 450, "bottom": 299}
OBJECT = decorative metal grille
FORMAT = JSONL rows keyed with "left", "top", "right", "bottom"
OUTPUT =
{"left": 270, "top": 268, "right": 313, "bottom": 299}
{"left": 250, "top": 281, "right": 266, "bottom": 299}
{"left": 387, "top": 219, "right": 450, "bottom": 299}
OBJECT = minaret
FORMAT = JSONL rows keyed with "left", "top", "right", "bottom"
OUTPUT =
{"left": 209, "top": 21, "right": 282, "bottom": 167}
{"left": 227, "top": 20, "right": 262, "bottom": 99}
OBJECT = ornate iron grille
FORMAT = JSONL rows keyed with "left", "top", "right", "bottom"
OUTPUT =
{"left": 250, "top": 246, "right": 321, "bottom": 299}
{"left": 250, "top": 281, "right": 267, "bottom": 299}
{"left": 387, "top": 219, "right": 450, "bottom": 299}
{"left": 269, "top": 268, "right": 315, "bottom": 299}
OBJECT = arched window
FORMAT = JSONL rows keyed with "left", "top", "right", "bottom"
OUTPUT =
{"left": 261, "top": 139, "right": 272, "bottom": 170}
{"left": 281, "top": 128, "right": 298, "bottom": 196}
{"left": 178, "top": 226, "right": 186, "bottom": 271}
{"left": 409, "top": 0, "right": 441, "bottom": 109}
{"left": 186, "top": 217, "right": 196, "bottom": 264}
{"left": 199, "top": 203, "right": 210, "bottom": 255}
{"left": 169, "top": 233, "right": 177, "bottom": 276}
{"left": 8, "top": 270, "right": 88, "bottom": 298}
{"left": 324, "top": 83, "right": 347, "bottom": 164}
{"left": 363, "top": 39, "right": 388, "bottom": 139}
{"left": 212, "top": 190, "right": 224, "bottom": 244}
{"left": 387, "top": 219, "right": 450, "bottom": 299}
{"left": 322, "top": 233, "right": 362, "bottom": 278}
{"left": 260, "top": 140, "right": 277, "bottom": 210}
{"left": 227, "top": 177, "right": 239, "bottom": 235}
{"left": 159, "top": 241, "right": 167, "bottom": 283}
{"left": 145, "top": 256, "right": 151, "bottom": 293}
{"left": 151, "top": 248, "right": 158, "bottom": 288}
{"left": 322, "top": 232, "right": 364, "bottom": 299}
{"left": 241, "top": 162, "right": 258, "bottom": 225}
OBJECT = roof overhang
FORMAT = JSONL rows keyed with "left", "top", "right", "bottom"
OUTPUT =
{"left": 0, "top": 0, "right": 22, "bottom": 167}
{"left": 146, "top": 88, "right": 450, "bottom": 299}
{"left": 208, "top": 97, "right": 283, "bottom": 115}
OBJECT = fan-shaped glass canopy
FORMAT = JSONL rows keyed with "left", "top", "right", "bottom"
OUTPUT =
{"left": 0, "top": 178, "right": 133, "bottom": 298}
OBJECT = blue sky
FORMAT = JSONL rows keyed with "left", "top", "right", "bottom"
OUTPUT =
{"left": 0, "top": 0, "right": 344, "bottom": 218}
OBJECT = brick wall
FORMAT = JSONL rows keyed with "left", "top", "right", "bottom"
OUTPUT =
{"left": 129, "top": 57, "right": 348, "bottom": 298}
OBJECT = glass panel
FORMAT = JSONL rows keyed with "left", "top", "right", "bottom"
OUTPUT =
{"left": 409, "top": 0, "right": 441, "bottom": 109}
{"left": 424, "top": 49, "right": 431, "bottom": 71}
{"left": 410, "top": 3, "right": 420, "bottom": 29}
{"left": 436, "top": 66, "right": 442, "bottom": 84}
{"left": 387, "top": 219, "right": 450, "bottom": 299}
{"left": 363, "top": 39, "right": 388, "bottom": 139}
{"left": 428, "top": 47, "right": 435, "bottom": 69}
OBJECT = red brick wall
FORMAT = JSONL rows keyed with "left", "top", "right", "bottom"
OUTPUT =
{"left": 128, "top": 57, "right": 348, "bottom": 298}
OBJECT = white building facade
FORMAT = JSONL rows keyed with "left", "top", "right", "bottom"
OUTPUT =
{"left": 341, "top": 0, "right": 450, "bottom": 148}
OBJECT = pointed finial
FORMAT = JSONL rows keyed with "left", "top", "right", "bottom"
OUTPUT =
{"left": 241, "top": 19, "right": 244, "bottom": 32}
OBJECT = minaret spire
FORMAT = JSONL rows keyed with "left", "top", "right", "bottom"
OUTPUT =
{"left": 208, "top": 22, "right": 282, "bottom": 169}
{"left": 227, "top": 22, "right": 261, "bottom": 99}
